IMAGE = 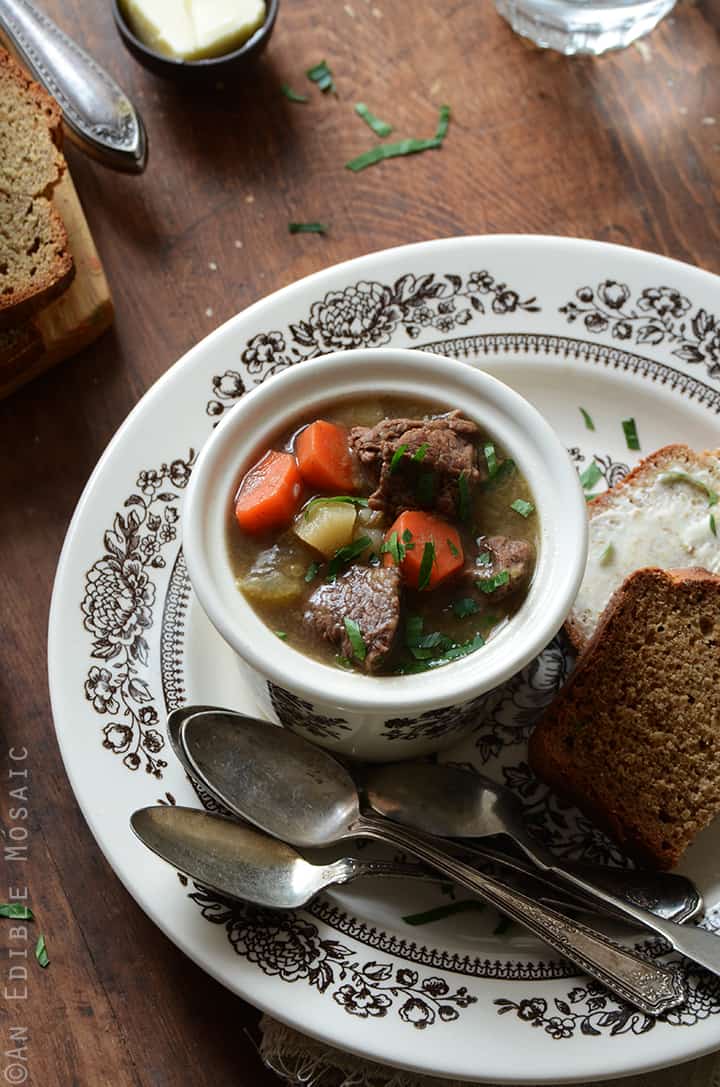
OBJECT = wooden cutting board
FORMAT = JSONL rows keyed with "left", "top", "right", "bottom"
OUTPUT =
{"left": 0, "top": 169, "right": 114, "bottom": 399}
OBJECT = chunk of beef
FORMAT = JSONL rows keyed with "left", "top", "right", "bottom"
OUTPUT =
{"left": 349, "top": 410, "right": 483, "bottom": 519}
{"left": 468, "top": 535, "right": 535, "bottom": 601}
{"left": 304, "top": 564, "right": 401, "bottom": 673}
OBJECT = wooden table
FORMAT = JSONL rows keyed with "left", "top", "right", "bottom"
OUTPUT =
{"left": 1, "top": 0, "right": 719, "bottom": 1082}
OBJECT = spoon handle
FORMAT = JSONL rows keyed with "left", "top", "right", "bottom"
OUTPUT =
{"left": 353, "top": 816, "right": 685, "bottom": 1016}
{"left": 0, "top": 0, "right": 147, "bottom": 171}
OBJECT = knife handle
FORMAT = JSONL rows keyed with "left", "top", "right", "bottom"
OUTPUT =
{"left": 0, "top": 0, "right": 147, "bottom": 172}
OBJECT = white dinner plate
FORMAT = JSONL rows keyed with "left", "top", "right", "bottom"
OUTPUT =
{"left": 49, "top": 236, "right": 720, "bottom": 1084}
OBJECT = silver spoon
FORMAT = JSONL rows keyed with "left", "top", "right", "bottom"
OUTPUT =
{"left": 169, "top": 705, "right": 700, "bottom": 924}
{"left": 364, "top": 763, "right": 703, "bottom": 924}
{"left": 177, "top": 709, "right": 686, "bottom": 1015}
{"left": 131, "top": 806, "right": 437, "bottom": 908}
{"left": 167, "top": 707, "right": 614, "bottom": 916}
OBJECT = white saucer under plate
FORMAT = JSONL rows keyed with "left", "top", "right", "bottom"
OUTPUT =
{"left": 49, "top": 236, "right": 720, "bottom": 1085}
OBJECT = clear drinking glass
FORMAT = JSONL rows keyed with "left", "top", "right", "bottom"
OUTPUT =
{"left": 494, "top": 0, "right": 676, "bottom": 54}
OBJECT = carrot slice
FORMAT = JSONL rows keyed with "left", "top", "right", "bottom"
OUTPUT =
{"left": 383, "top": 510, "right": 464, "bottom": 590}
{"left": 295, "top": 420, "right": 356, "bottom": 492}
{"left": 234, "top": 450, "right": 303, "bottom": 535}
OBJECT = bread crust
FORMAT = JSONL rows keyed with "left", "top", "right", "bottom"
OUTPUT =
{"left": 565, "top": 445, "right": 720, "bottom": 652}
{"left": 532, "top": 566, "right": 720, "bottom": 869}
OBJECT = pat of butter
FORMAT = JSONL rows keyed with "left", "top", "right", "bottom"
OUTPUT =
{"left": 124, "top": 0, "right": 266, "bottom": 61}
{"left": 124, "top": 0, "right": 195, "bottom": 59}
{"left": 192, "top": 0, "right": 266, "bottom": 59}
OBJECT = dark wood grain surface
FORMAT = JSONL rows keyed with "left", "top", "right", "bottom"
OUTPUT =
{"left": 1, "top": 0, "right": 719, "bottom": 1082}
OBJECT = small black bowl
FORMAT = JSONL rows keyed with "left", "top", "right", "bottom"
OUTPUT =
{"left": 112, "top": 0, "right": 279, "bottom": 82}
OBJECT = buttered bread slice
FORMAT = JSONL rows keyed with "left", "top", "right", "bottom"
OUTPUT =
{"left": 567, "top": 444, "right": 720, "bottom": 652}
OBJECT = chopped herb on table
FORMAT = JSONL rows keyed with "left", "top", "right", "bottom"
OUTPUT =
{"left": 35, "top": 934, "right": 49, "bottom": 968}
{"left": 435, "top": 104, "right": 451, "bottom": 140}
{"left": 288, "top": 222, "right": 328, "bottom": 235}
{"left": 0, "top": 904, "right": 33, "bottom": 919}
{"left": 354, "top": 102, "right": 393, "bottom": 137}
{"left": 579, "top": 407, "right": 595, "bottom": 431}
{"left": 622, "top": 417, "right": 641, "bottom": 451}
{"left": 510, "top": 498, "right": 535, "bottom": 518}
{"left": 659, "top": 471, "right": 719, "bottom": 507}
{"left": 343, "top": 617, "right": 366, "bottom": 661}
{"left": 477, "top": 570, "right": 510, "bottom": 594}
{"left": 281, "top": 84, "right": 309, "bottom": 103}
{"left": 345, "top": 105, "right": 450, "bottom": 172}
{"left": 306, "top": 60, "right": 335, "bottom": 93}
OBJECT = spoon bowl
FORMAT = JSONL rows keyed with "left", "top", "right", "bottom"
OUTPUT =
{"left": 180, "top": 710, "right": 360, "bottom": 848}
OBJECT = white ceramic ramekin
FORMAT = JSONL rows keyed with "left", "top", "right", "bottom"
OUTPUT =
{"left": 183, "top": 348, "right": 588, "bottom": 761}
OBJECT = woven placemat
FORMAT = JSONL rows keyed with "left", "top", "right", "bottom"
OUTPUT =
{"left": 259, "top": 1016, "right": 720, "bottom": 1087}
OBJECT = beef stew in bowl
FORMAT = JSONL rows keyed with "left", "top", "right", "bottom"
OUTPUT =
{"left": 228, "top": 397, "right": 537, "bottom": 675}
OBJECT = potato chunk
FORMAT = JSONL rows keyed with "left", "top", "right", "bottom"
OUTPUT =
{"left": 294, "top": 501, "right": 357, "bottom": 558}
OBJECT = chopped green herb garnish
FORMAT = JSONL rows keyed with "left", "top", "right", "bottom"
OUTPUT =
{"left": 435, "top": 104, "right": 451, "bottom": 140}
{"left": 579, "top": 461, "right": 603, "bottom": 492}
{"left": 0, "top": 904, "right": 33, "bottom": 920}
{"left": 390, "top": 444, "right": 409, "bottom": 472}
{"left": 336, "top": 655, "right": 353, "bottom": 669}
{"left": 659, "top": 471, "right": 719, "bottom": 507}
{"left": 306, "top": 59, "right": 335, "bottom": 93}
{"left": 418, "top": 541, "right": 436, "bottom": 590}
{"left": 289, "top": 222, "right": 328, "bottom": 235}
{"left": 281, "top": 84, "right": 309, "bottom": 103}
{"left": 35, "top": 935, "right": 49, "bottom": 968}
{"left": 327, "top": 536, "right": 372, "bottom": 578}
{"left": 415, "top": 631, "right": 452, "bottom": 650}
{"left": 410, "top": 646, "right": 435, "bottom": 660}
{"left": 599, "top": 543, "right": 614, "bottom": 565}
{"left": 275, "top": 631, "right": 288, "bottom": 640}
{"left": 395, "top": 633, "right": 485, "bottom": 673}
{"left": 381, "top": 531, "right": 403, "bottom": 565}
{"left": 403, "top": 899, "right": 484, "bottom": 926}
{"left": 482, "top": 459, "right": 516, "bottom": 491}
{"left": 580, "top": 407, "right": 595, "bottom": 431}
{"left": 484, "top": 443, "right": 497, "bottom": 478}
{"left": 354, "top": 102, "right": 393, "bottom": 137}
{"left": 304, "top": 561, "right": 321, "bottom": 582}
{"left": 405, "top": 615, "right": 424, "bottom": 647}
{"left": 711, "top": 513, "right": 717, "bottom": 537}
{"left": 304, "top": 495, "right": 369, "bottom": 518}
{"left": 476, "top": 570, "right": 510, "bottom": 594}
{"left": 447, "top": 537, "right": 460, "bottom": 558}
{"left": 622, "top": 417, "right": 641, "bottom": 451}
{"left": 345, "top": 135, "right": 442, "bottom": 172}
{"left": 510, "top": 498, "right": 535, "bottom": 518}
{"left": 401, "top": 529, "right": 414, "bottom": 551}
{"left": 453, "top": 597, "right": 479, "bottom": 619}
{"left": 457, "top": 470, "right": 470, "bottom": 521}
{"left": 412, "top": 442, "right": 429, "bottom": 463}
{"left": 493, "top": 916, "right": 514, "bottom": 937}
{"left": 416, "top": 470, "right": 436, "bottom": 505}
{"left": 343, "top": 617, "right": 366, "bottom": 662}
{"left": 477, "top": 550, "right": 492, "bottom": 566}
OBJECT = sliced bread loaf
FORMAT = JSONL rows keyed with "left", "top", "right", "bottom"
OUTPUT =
{"left": 530, "top": 566, "right": 720, "bottom": 869}
{"left": 0, "top": 48, "right": 74, "bottom": 327}
{"left": 567, "top": 444, "right": 720, "bottom": 652}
